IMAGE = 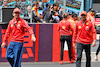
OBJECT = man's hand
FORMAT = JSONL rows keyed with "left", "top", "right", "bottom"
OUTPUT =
{"left": 92, "top": 41, "right": 96, "bottom": 47}
{"left": 1, "top": 42, "right": 5, "bottom": 48}
{"left": 31, "top": 35, "right": 36, "bottom": 42}
{"left": 43, "top": 21, "right": 46, "bottom": 23}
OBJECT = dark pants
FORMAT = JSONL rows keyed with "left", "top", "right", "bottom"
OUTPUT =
{"left": 60, "top": 35, "right": 72, "bottom": 61}
{"left": 76, "top": 43, "right": 91, "bottom": 67}
{"left": 6, "top": 41, "right": 23, "bottom": 67}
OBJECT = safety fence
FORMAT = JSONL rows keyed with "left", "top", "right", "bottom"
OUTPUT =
{"left": 0, "top": 24, "right": 70, "bottom": 62}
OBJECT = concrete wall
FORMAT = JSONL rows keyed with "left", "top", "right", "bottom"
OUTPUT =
{"left": 93, "top": 3, "right": 100, "bottom": 11}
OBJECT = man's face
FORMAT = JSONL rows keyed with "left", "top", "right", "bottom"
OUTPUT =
{"left": 34, "top": 3, "right": 39, "bottom": 9}
{"left": 92, "top": 12, "right": 95, "bottom": 16}
{"left": 81, "top": 14, "right": 87, "bottom": 21}
{"left": 27, "top": 6, "right": 31, "bottom": 13}
{"left": 73, "top": 16, "right": 78, "bottom": 20}
{"left": 3, "top": 0, "right": 8, "bottom": 6}
{"left": 13, "top": 12, "right": 20, "bottom": 19}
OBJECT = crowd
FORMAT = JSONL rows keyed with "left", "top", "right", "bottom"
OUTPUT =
{"left": 0, "top": 0, "right": 78, "bottom": 23}
{"left": 1, "top": 0, "right": 100, "bottom": 67}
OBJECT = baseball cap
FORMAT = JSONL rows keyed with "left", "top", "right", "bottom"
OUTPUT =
{"left": 13, "top": 8, "right": 21, "bottom": 13}
{"left": 81, "top": 11, "right": 87, "bottom": 15}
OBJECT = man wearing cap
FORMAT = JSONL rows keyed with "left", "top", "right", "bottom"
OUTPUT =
{"left": 73, "top": 11, "right": 96, "bottom": 67}
{"left": 1, "top": 8, "right": 36, "bottom": 67}
{"left": 87, "top": 8, "right": 95, "bottom": 25}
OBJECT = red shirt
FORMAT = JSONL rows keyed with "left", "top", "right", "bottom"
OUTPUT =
{"left": 72, "top": 20, "right": 96, "bottom": 44}
{"left": 3, "top": 17, "right": 34, "bottom": 43}
{"left": 58, "top": 19, "right": 73, "bottom": 36}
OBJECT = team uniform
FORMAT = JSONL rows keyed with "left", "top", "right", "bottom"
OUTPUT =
{"left": 87, "top": 13, "right": 95, "bottom": 25}
{"left": 3, "top": 17, "right": 34, "bottom": 67}
{"left": 68, "top": 18, "right": 76, "bottom": 60}
{"left": 58, "top": 18, "right": 73, "bottom": 62}
{"left": 73, "top": 20, "right": 96, "bottom": 67}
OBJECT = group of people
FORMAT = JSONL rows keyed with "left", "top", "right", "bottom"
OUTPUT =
{"left": 0, "top": 0, "right": 100, "bottom": 67}
{"left": 58, "top": 8, "right": 99, "bottom": 67}
{"left": 24, "top": 1, "right": 63, "bottom": 23}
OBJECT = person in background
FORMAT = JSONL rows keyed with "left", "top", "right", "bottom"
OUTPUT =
{"left": 95, "top": 37, "right": 100, "bottom": 61}
{"left": 32, "top": 1, "right": 43, "bottom": 23}
{"left": 24, "top": 5, "right": 31, "bottom": 23}
{"left": 43, "top": 5, "right": 53, "bottom": 23}
{"left": 48, "top": 3, "right": 62, "bottom": 23}
{"left": 59, "top": 7, "right": 64, "bottom": 17}
{"left": 73, "top": 11, "right": 96, "bottom": 67}
{"left": 58, "top": 13, "right": 74, "bottom": 64}
{"left": 0, "top": 0, "right": 10, "bottom": 7}
{"left": 67, "top": 12, "right": 72, "bottom": 19}
{"left": 42, "top": 2, "right": 50, "bottom": 18}
{"left": 1, "top": 8, "right": 36, "bottom": 67}
{"left": 68, "top": 13, "right": 78, "bottom": 61}
{"left": 87, "top": 8, "right": 95, "bottom": 25}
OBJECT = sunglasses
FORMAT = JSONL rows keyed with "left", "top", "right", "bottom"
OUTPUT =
{"left": 81, "top": 14, "right": 87, "bottom": 16}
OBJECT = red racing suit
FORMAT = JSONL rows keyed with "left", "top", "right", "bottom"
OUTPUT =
{"left": 3, "top": 17, "right": 34, "bottom": 44}
{"left": 72, "top": 20, "right": 96, "bottom": 44}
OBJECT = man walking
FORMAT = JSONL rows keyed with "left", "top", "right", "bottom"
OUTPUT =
{"left": 73, "top": 11, "right": 96, "bottom": 67}
{"left": 1, "top": 8, "right": 36, "bottom": 67}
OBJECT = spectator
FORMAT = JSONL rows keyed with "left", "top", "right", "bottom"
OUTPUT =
{"left": 42, "top": 2, "right": 50, "bottom": 18}
{"left": 59, "top": 7, "right": 64, "bottom": 17}
{"left": 87, "top": 8, "right": 95, "bottom": 25}
{"left": 58, "top": 13, "right": 74, "bottom": 64}
{"left": 24, "top": 5, "right": 31, "bottom": 23}
{"left": 0, "top": 0, "right": 10, "bottom": 7}
{"left": 73, "top": 11, "right": 96, "bottom": 67}
{"left": 32, "top": 1, "right": 43, "bottom": 23}
{"left": 43, "top": 5, "right": 53, "bottom": 23}
{"left": 48, "top": 3, "right": 62, "bottom": 23}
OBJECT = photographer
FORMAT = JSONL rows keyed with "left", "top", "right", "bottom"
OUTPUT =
{"left": 48, "top": 3, "right": 62, "bottom": 23}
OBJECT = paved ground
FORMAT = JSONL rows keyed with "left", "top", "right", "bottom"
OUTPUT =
{"left": 0, "top": 34, "right": 100, "bottom": 67}
{"left": 0, "top": 62, "right": 100, "bottom": 67}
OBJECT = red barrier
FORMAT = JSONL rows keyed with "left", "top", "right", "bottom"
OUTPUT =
{"left": 0, "top": 24, "right": 74, "bottom": 62}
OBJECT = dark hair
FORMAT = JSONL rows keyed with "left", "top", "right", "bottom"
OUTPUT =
{"left": 72, "top": 13, "right": 77, "bottom": 17}
{"left": 53, "top": 2, "right": 59, "bottom": 7}
{"left": 33, "top": 1, "right": 39, "bottom": 6}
